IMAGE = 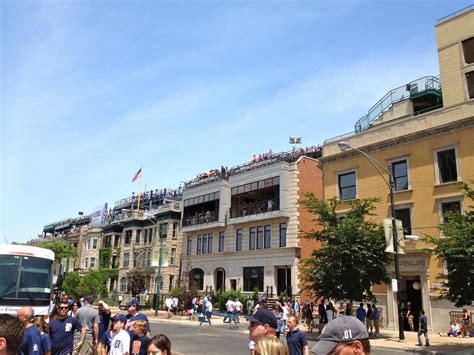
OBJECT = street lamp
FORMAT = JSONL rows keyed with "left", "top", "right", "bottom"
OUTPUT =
{"left": 153, "top": 219, "right": 164, "bottom": 316}
{"left": 338, "top": 141, "right": 405, "bottom": 341}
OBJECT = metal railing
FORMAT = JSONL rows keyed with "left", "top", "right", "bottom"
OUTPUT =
{"left": 229, "top": 198, "right": 280, "bottom": 219}
{"left": 182, "top": 210, "right": 219, "bottom": 227}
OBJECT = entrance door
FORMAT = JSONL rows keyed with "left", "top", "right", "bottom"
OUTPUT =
{"left": 216, "top": 269, "right": 225, "bottom": 291}
{"left": 277, "top": 267, "right": 291, "bottom": 297}
{"left": 406, "top": 279, "right": 422, "bottom": 332}
{"left": 230, "top": 279, "right": 237, "bottom": 291}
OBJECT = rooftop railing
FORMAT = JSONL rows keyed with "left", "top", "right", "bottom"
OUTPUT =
{"left": 182, "top": 210, "right": 219, "bottom": 227}
{"left": 114, "top": 188, "right": 182, "bottom": 209}
{"left": 229, "top": 198, "right": 280, "bottom": 219}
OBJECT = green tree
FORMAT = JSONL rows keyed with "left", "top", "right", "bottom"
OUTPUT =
{"left": 127, "top": 271, "right": 149, "bottom": 296}
{"left": 299, "top": 194, "right": 390, "bottom": 305}
{"left": 62, "top": 271, "right": 108, "bottom": 299}
{"left": 35, "top": 239, "right": 77, "bottom": 263}
{"left": 424, "top": 182, "right": 474, "bottom": 307}
{"left": 62, "top": 272, "right": 81, "bottom": 299}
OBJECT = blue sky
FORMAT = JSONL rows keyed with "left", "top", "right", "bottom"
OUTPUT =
{"left": 1, "top": 0, "right": 471, "bottom": 243}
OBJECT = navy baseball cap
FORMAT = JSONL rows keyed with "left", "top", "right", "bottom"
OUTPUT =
{"left": 246, "top": 308, "right": 278, "bottom": 329}
{"left": 84, "top": 295, "right": 94, "bottom": 303}
{"left": 311, "top": 316, "right": 369, "bottom": 355}
{"left": 111, "top": 314, "right": 128, "bottom": 323}
{"left": 127, "top": 300, "right": 140, "bottom": 309}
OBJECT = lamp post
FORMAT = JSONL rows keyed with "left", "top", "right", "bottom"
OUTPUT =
{"left": 338, "top": 141, "right": 405, "bottom": 341}
{"left": 153, "top": 221, "right": 164, "bottom": 316}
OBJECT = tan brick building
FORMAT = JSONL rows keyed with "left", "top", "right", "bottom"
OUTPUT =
{"left": 321, "top": 6, "right": 474, "bottom": 332}
{"left": 180, "top": 148, "right": 323, "bottom": 299}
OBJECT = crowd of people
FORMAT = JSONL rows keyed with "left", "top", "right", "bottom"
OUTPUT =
{"left": 0, "top": 296, "right": 172, "bottom": 355}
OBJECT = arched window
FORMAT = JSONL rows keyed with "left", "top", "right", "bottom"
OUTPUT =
{"left": 190, "top": 268, "right": 204, "bottom": 290}
{"left": 120, "top": 277, "right": 127, "bottom": 292}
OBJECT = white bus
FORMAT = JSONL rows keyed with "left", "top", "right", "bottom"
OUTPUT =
{"left": 0, "top": 244, "right": 55, "bottom": 315}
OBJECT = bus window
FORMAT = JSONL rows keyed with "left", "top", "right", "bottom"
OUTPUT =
{"left": 0, "top": 255, "right": 20, "bottom": 298}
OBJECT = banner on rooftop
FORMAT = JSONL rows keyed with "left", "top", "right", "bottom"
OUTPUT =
{"left": 90, "top": 203, "right": 108, "bottom": 227}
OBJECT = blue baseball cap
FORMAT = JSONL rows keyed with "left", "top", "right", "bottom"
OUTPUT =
{"left": 127, "top": 300, "right": 140, "bottom": 309}
{"left": 111, "top": 314, "right": 128, "bottom": 323}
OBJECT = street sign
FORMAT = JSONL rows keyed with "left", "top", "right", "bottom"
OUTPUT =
{"left": 384, "top": 218, "right": 406, "bottom": 254}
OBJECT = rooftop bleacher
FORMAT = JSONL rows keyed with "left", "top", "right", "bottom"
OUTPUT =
{"left": 183, "top": 145, "right": 322, "bottom": 189}
{"left": 114, "top": 187, "right": 183, "bottom": 210}
{"left": 110, "top": 201, "right": 181, "bottom": 223}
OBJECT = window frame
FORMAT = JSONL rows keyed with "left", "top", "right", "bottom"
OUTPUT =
{"left": 264, "top": 225, "right": 271, "bottom": 249}
{"left": 243, "top": 266, "right": 264, "bottom": 292}
{"left": 279, "top": 223, "right": 287, "bottom": 247}
{"left": 389, "top": 157, "right": 410, "bottom": 191}
{"left": 394, "top": 205, "right": 413, "bottom": 236}
{"left": 337, "top": 169, "right": 357, "bottom": 200}
{"left": 236, "top": 229, "right": 242, "bottom": 251}
{"left": 218, "top": 231, "right": 225, "bottom": 252}
{"left": 433, "top": 145, "right": 461, "bottom": 185}
{"left": 208, "top": 233, "right": 213, "bottom": 254}
{"left": 187, "top": 236, "right": 192, "bottom": 256}
{"left": 249, "top": 227, "right": 256, "bottom": 250}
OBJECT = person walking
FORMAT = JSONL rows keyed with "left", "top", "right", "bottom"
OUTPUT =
{"left": 49, "top": 301, "right": 85, "bottom": 354}
{"left": 366, "top": 304, "right": 373, "bottom": 336}
{"left": 125, "top": 300, "right": 150, "bottom": 338}
{"left": 0, "top": 314, "right": 25, "bottom": 355}
{"left": 286, "top": 316, "right": 309, "bottom": 355}
{"left": 33, "top": 316, "right": 52, "bottom": 355}
{"left": 356, "top": 303, "right": 366, "bottom": 325}
{"left": 75, "top": 295, "right": 100, "bottom": 354}
{"left": 164, "top": 297, "right": 173, "bottom": 319}
{"left": 235, "top": 298, "right": 243, "bottom": 323}
{"left": 17, "top": 306, "right": 42, "bottom": 355}
{"left": 97, "top": 300, "right": 111, "bottom": 352}
{"left": 417, "top": 309, "right": 430, "bottom": 347}
{"left": 109, "top": 315, "right": 130, "bottom": 355}
{"left": 371, "top": 304, "right": 380, "bottom": 337}
{"left": 223, "top": 298, "right": 235, "bottom": 323}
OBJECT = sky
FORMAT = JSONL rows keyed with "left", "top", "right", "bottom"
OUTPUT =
{"left": 1, "top": 0, "right": 472, "bottom": 243}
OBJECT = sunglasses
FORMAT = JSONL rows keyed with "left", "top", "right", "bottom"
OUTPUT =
{"left": 59, "top": 306, "right": 69, "bottom": 310}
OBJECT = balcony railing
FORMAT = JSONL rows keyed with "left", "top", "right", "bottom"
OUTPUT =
{"left": 182, "top": 210, "right": 219, "bottom": 227}
{"left": 230, "top": 198, "right": 280, "bottom": 218}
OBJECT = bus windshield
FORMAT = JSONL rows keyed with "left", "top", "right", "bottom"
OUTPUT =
{"left": 0, "top": 255, "right": 52, "bottom": 300}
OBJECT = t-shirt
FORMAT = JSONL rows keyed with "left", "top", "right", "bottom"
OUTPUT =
{"left": 372, "top": 307, "right": 380, "bottom": 320}
{"left": 125, "top": 313, "right": 151, "bottom": 337}
{"left": 110, "top": 330, "right": 130, "bottom": 355}
{"left": 286, "top": 328, "right": 308, "bottom": 355}
{"left": 49, "top": 316, "right": 83, "bottom": 354}
{"left": 419, "top": 314, "right": 428, "bottom": 331}
{"left": 130, "top": 334, "right": 150, "bottom": 355}
{"left": 76, "top": 304, "right": 99, "bottom": 339}
{"left": 99, "top": 311, "right": 111, "bottom": 341}
{"left": 41, "top": 333, "right": 52, "bottom": 353}
{"left": 20, "top": 325, "right": 43, "bottom": 355}
{"left": 356, "top": 307, "right": 366, "bottom": 323}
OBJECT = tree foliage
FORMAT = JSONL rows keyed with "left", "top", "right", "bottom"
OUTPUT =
{"left": 423, "top": 182, "right": 474, "bottom": 307}
{"left": 299, "top": 194, "right": 390, "bottom": 303}
{"left": 35, "top": 239, "right": 77, "bottom": 263}
{"left": 62, "top": 271, "right": 108, "bottom": 299}
{"left": 127, "top": 271, "right": 149, "bottom": 296}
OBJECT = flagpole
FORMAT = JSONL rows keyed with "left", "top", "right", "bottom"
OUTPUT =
{"left": 137, "top": 167, "right": 142, "bottom": 211}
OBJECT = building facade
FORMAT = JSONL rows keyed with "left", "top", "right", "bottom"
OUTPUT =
{"left": 321, "top": 7, "right": 474, "bottom": 332}
{"left": 180, "top": 148, "right": 323, "bottom": 299}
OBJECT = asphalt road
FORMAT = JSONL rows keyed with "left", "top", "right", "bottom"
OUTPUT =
{"left": 148, "top": 319, "right": 412, "bottom": 355}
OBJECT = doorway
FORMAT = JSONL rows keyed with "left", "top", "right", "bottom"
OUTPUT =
{"left": 276, "top": 267, "right": 292, "bottom": 297}
{"left": 215, "top": 268, "right": 226, "bottom": 292}
{"left": 401, "top": 277, "right": 423, "bottom": 332}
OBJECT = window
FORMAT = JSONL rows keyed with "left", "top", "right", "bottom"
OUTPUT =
{"left": 219, "top": 232, "right": 225, "bottom": 252}
{"left": 466, "top": 71, "right": 474, "bottom": 99}
{"left": 264, "top": 225, "right": 271, "bottom": 249}
{"left": 197, "top": 235, "right": 202, "bottom": 254}
{"left": 86, "top": 240, "right": 90, "bottom": 250}
{"left": 202, "top": 234, "right": 207, "bottom": 254}
{"left": 83, "top": 258, "right": 88, "bottom": 268}
{"left": 125, "top": 230, "right": 132, "bottom": 244}
{"left": 462, "top": 37, "right": 474, "bottom": 64}
{"left": 191, "top": 268, "right": 204, "bottom": 290}
{"left": 187, "top": 236, "right": 192, "bottom": 256}
{"left": 172, "top": 223, "right": 178, "bottom": 239}
{"left": 120, "top": 277, "right": 127, "bottom": 292}
{"left": 243, "top": 266, "right": 264, "bottom": 291}
{"left": 133, "top": 252, "right": 139, "bottom": 267}
{"left": 123, "top": 253, "right": 130, "bottom": 267}
{"left": 170, "top": 248, "right": 176, "bottom": 265}
{"left": 279, "top": 223, "right": 287, "bottom": 247}
{"left": 147, "top": 251, "right": 151, "bottom": 267}
{"left": 114, "top": 235, "right": 120, "bottom": 248}
{"left": 440, "top": 201, "right": 461, "bottom": 224}
{"left": 391, "top": 160, "right": 408, "bottom": 191}
{"left": 236, "top": 229, "right": 242, "bottom": 251}
{"left": 249, "top": 227, "right": 256, "bottom": 250}
{"left": 436, "top": 148, "right": 458, "bottom": 183}
{"left": 169, "top": 275, "right": 175, "bottom": 291}
{"left": 338, "top": 171, "right": 356, "bottom": 200}
{"left": 395, "top": 208, "right": 412, "bottom": 235}
{"left": 256, "top": 226, "right": 263, "bottom": 249}
{"left": 208, "top": 233, "right": 213, "bottom": 254}
{"left": 92, "top": 239, "right": 98, "bottom": 249}
{"left": 161, "top": 223, "right": 168, "bottom": 238}
{"left": 136, "top": 230, "right": 141, "bottom": 244}
{"left": 90, "top": 257, "right": 96, "bottom": 269}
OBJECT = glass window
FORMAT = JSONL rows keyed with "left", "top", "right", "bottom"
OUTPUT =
{"left": 208, "top": 233, "right": 213, "bottom": 254}
{"left": 202, "top": 235, "right": 208, "bottom": 255}
{"left": 123, "top": 252, "right": 129, "bottom": 267}
{"left": 92, "top": 239, "right": 98, "bottom": 249}
{"left": 256, "top": 226, "right": 263, "bottom": 249}
{"left": 90, "top": 257, "right": 96, "bottom": 269}
{"left": 172, "top": 223, "right": 178, "bottom": 239}
{"left": 395, "top": 208, "right": 412, "bottom": 235}
{"left": 170, "top": 248, "right": 176, "bottom": 265}
{"left": 147, "top": 251, "right": 151, "bottom": 267}
{"left": 249, "top": 227, "right": 256, "bottom": 250}
{"left": 197, "top": 235, "right": 202, "bottom": 254}
{"left": 437, "top": 149, "right": 458, "bottom": 183}
{"left": 264, "top": 225, "right": 271, "bottom": 249}
{"left": 169, "top": 275, "right": 174, "bottom": 291}
{"left": 466, "top": 71, "right": 474, "bottom": 99}
{"left": 187, "top": 236, "right": 192, "bottom": 256}
{"left": 279, "top": 223, "right": 287, "bottom": 247}
{"left": 243, "top": 266, "right": 264, "bottom": 292}
{"left": 441, "top": 201, "right": 461, "bottom": 224}
{"left": 191, "top": 268, "right": 204, "bottom": 290}
{"left": 120, "top": 277, "right": 127, "bottom": 292}
{"left": 125, "top": 230, "right": 132, "bottom": 244}
{"left": 219, "top": 232, "right": 224, "bottom": 252}
{"left": 462, "top": 37, "right": 474, "bottom": 64}
{"left": 338, "top": 172, "right": 356, "bottom": 200}
{"left": 236, "top": 229, "right": 242, "bottom": 251}
{"left": 133, "top": 252, "right": 139, "bottom": 267}
{"left": 391, "top": 160, "right": 408, "bottom": 191}
{"left": 84, "top": 258, "right": 88, "bottom": 268}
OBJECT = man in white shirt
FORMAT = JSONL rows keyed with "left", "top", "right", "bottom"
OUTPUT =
{"left": 165, "top": 297, "right": 173, "bottom": 319}
{"left": 223, "top": 298, "right": 235, "bottom": 323}
{"left": 109, "top": 314, "right": 130, "bottom": 355}
{"left": 234, "top": 298, "right": 243, "bottom": 323}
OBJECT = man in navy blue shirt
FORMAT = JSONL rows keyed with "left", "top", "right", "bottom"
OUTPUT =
{"left": 17, "top": 307, "right": 42, "bottom": 355}
{"left": 356, "top": 303, "right": 366, "bottom": 325}
{"left": 125, "top": 300, "right": 150, "bottom": 337}
{"left": 286, "top": 315, "right": 309, "bottom": 355}
{"left": 49, "top": 300, "right": 86, "bottom": 354}
{"left": 98, "top": 300, "right": 111, "bottom": 344}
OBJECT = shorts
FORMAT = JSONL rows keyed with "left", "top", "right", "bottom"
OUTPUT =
{"left": 367, "top": 319, "right": 374, "bottom": 327}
